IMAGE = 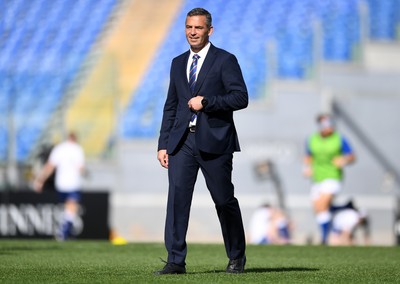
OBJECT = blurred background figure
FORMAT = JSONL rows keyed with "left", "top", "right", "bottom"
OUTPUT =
{"left": 248, "top": 203, "right": 292, "bottom": 245}
{"left": 329, "top": 202, "right": 370, "bottom": 246}
{"left": 303, "top": 114, "right": 356, "bottom": 245}
{"left": 34, "top": 132, "right": 85, "bottom": 241}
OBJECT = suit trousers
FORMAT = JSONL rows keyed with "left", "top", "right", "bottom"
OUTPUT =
{"left": 165, "top": 130, "right": 246, "bottom": 266}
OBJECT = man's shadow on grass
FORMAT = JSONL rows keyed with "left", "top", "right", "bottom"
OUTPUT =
{"left": 246, "top": 267, "right": 319, "bottom": 273}
{"left": 203, "top": 267, "right": 319, "bottom": 274}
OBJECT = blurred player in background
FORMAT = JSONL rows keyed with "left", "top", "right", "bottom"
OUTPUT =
{"left": 248, "top": 203, "right": 291, "bottom": 245}
{"left": 329, "top": 206, "right": 370, "bottom": 246}
{"left": 34, "top": 132, "right": 85, "bottom": 241}
{"left": 303, "top": 114, "right": 355, "bottom": 244}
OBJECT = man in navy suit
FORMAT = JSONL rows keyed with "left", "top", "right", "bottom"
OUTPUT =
{"left": 155, "top": 7, "right": 248, "bottom": 275}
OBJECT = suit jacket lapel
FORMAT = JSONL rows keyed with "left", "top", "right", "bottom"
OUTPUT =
{"left": 193, "top": 44, "right": 217, "bottom": 96}
{"left": 177, "top": 51, "right": 191, "bottom": 97}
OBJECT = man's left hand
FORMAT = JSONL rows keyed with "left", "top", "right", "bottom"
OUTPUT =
{"left": 188, "top": 96, "right": 204, "bottom": 111}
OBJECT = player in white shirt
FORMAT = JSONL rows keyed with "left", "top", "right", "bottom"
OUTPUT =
{"left": 34, "top": 132, "right": 85, "bottom": 240}
{"left": 248, "top": 204, "right": 291, "bottom": 245}
{"left": 329, "top": 208, "right": 369, "bottom": 246}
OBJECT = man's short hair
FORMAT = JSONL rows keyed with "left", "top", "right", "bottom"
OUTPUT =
{"left": 68, "top": 131, "right": 78, "bottom": 142}
{"left": 187, "top": 8, "right": 212, "bottom": 28}
{"left": 316, "top": 113, "right": 333, "bottom": 123}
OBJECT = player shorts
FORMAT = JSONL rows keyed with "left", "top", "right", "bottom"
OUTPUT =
{"left": 58, "top": 191, "right": 81, "bottom": 203}
{"left": 331, "top": 209, "right": 360, "bottom": 233}
{"left": 310, "top": 179, "right": 341, "bottom": 200}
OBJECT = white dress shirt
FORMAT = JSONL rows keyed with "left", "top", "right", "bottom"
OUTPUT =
{"left": 186, "top": 42, "right": 211, "bottom": 128}
{"left": 186, "top": 42, "right": 211, "bottom": 82}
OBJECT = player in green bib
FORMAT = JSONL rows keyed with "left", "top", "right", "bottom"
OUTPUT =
{"left": 303, "top": 114, "right": 355, "bottom": 244}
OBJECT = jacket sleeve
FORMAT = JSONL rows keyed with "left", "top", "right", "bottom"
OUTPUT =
{"left": 204, "top": 54, "right": 248, "bottom": 112}
{"left": 157, "top": 63, "right": 177, "bottom": 151}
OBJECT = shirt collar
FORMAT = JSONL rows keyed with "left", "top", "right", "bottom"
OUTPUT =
{"left": 189, "top": 42, "right": 211, "bottom": 60}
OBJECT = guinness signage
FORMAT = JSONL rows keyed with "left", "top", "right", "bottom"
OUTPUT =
{"left": 0, "top": 191, "right": 109, "bottom": 239}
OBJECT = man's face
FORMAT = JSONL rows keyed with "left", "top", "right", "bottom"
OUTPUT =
{"left": 319, "top": 117, "right": 335, "bottom": 136}
{"left": 185, "top": 15, "right": 213, "bottom": 53}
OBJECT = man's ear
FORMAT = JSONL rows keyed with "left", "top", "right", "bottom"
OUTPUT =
{"left": 208, "top": 26, "right": 214, "bottom": 36}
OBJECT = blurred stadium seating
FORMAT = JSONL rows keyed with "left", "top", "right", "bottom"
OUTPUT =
{"left": 0, "top": 0, "right": 399, "bottom": 162}
{"left": 0, "top": 0, "right": 118, "bottom": 162}
{"left": 368, "top": 0, "right": 400, "bottom": 40}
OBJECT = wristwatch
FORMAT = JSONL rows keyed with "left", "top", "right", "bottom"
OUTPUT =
{"left": 201, "top": 97, "right": 208, "bottom": 107}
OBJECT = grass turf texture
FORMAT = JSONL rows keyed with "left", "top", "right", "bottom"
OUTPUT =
{"left": 0, "top": 240, "right": 399, "bottom": 283}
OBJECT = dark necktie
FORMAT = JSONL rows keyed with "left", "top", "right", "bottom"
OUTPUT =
{"left": 189, "top": 54, "right": 200, "bottom": 94}
{"left": 188, "top": 54, "right": 200, "bottom": 128}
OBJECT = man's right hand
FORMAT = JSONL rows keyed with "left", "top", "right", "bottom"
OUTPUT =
{"left": 157, "top": 149, "right": 169, "bottom": 169}
{"left": 33, "top": 179, "right": 43, "bottom": 193}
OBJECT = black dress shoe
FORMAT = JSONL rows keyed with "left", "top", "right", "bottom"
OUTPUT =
{"left": 226, "top": 256, "right": 246, "bottom": 273}
{"left": 154, "top": 262, "right": 186, "bottom": 275}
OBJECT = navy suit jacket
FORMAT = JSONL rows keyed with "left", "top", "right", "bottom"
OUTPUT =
{"left": 158, "top": 44, "right": 248, "bottom": 155}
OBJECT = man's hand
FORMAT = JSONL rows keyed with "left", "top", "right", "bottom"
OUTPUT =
{"left": 302, "top": 164, "right": 313, "bottom": 178}
{"left": 158, "top": 149, "right": 169, "bottom": 169}
{"left": 333, "top": 155, "right": 355, "bottom": 168}
{"left": 188, "top": 96, "right": 204, "bottom": 111}
{"left": 302, "top": 156, "right": 313, "bottom": 178}
{"left": 33, "top": 179, "right": 43, "bottom": 193}
{"left": 33, "top": 162, "right": 55, "bottom": 193}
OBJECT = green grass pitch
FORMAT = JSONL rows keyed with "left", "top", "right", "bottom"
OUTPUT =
{"left": 0, "top": 240, "right": 399, "bottom": 283}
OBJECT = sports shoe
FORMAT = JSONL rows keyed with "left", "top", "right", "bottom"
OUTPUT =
{"left": 154, "top": 262, "right": 186, "bottom": 275}
{"left": 226, "top": 256, "right": 246, "bottom": 273}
